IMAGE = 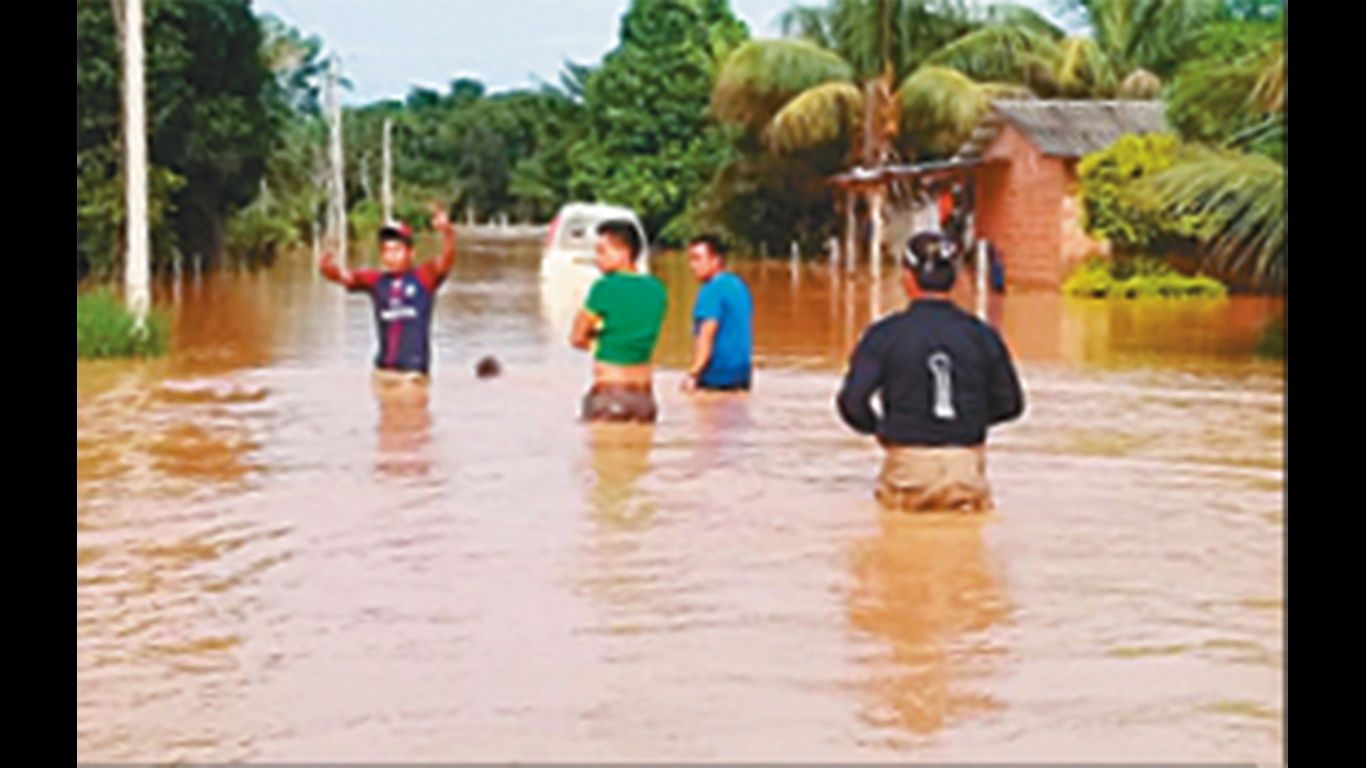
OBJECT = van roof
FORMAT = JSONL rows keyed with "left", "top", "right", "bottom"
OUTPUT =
{"left": 556, "top": 202, "right": 641, "bottom": 222}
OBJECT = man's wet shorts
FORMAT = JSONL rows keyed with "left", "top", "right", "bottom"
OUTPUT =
{"left": 581, "top": 382, "right": 659, "bottom": 423}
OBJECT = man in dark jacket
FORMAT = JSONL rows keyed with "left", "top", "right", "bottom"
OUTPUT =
{"left": 837, "top": 231, "right": 1025, "bottom": 511}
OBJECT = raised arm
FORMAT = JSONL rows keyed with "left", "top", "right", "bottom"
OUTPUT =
{"left": 319, "top": 248, "right": 354, "bottom": 287}
{"left": 430, "top": 202, "right": 456, "bottom": 279}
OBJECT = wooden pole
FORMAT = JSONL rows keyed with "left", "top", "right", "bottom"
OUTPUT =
{"left": 869, "top": 186, "right": 884, "bottom": 284}
{"left": 845, "top": 188, "right": 856, "bottom": 273}
{"left": 122, "top": 0, "right": 150, "bottom": 329}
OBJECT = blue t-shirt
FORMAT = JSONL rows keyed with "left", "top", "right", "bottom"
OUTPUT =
{"left": 692, "top": 271, "right": 754, "bottom": 387}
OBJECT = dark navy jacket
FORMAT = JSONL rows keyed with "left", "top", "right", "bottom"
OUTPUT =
{"left": 837, "top": 299, "right": 1024, "bottom": 446}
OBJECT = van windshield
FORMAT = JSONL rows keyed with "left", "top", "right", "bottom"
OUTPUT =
{"left": 554, "top": 215, "right": 598, "bottom": 254}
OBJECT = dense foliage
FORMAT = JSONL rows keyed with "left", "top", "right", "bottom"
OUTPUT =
{"left": 78, "top": 0, "right": 1286, "bottom": 288}
{"left": 77, "top": 0, "right": 278, "bottom": 277}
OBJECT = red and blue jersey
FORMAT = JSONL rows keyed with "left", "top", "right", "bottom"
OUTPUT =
{"left": 347, "top": 262, "right": 446, "bottom": 374}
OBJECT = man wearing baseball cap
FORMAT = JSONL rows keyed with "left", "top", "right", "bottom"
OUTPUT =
{"left": 836, "top": 231, "right": 1025, "bottom": 511}
{"left": 319, "top": 202, "right": 456, "bottom": 386}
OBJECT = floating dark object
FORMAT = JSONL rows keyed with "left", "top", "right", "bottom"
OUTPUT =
{"left": 475, "top": 356, "right": 502, "bottom": 379}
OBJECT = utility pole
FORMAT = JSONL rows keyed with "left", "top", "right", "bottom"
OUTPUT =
{"left": 382, "top": 117, "right": 394, "bottom": 222}
{"left": 121, "top": 0, "right": 150, "bottom": 329}
{"left": 325, "top": 54, "right": 347, "bottom": 265}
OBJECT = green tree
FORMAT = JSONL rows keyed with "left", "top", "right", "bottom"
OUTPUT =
{"left": 1166, "top": 16, "right": 1284, "bottom": 160}
{"left": 1052, "top": 0, "right": 1227, "bottom": 83}
{"left": 568, "top": 0, "right": 749, "bottom": 241}
{"left": 77, "top": 0, "right": 280, "bottom": 274}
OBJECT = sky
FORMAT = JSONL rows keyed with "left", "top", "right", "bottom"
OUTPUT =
{"left": 252, "top": 0, "right": 1076, "bottom": 105}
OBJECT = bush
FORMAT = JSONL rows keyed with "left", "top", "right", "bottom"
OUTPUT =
{"left": 77, "top": 289, "right": 170, "bottom": 359}
{"left": 1078, "top": 133, "right": 1202, "bottom": 255}
{"left": 1063, "top": 257, "right": 1228, "bottom": 299}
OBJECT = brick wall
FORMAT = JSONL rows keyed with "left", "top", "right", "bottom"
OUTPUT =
{"left": 971, "top": 125, "right": 1070, "bottom": 289}
{"left": 1059, "top": 163, "right": 1110, "bottom": 276}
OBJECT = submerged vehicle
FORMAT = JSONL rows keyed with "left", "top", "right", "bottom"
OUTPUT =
{"left": 539, "top": 203, "right": 651, "bottom": 339}
{"left": 540, "top": 203, "right": 651, "bottom": 278}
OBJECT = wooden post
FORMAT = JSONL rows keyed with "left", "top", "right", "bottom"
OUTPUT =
{"left": 381, "top": 118, "right": 393, "bottom": 222}
{"left": 122, "top": 0, "right": 150, "bottom": 329}
{"left": 869, "top": 186, "right": 884, "bottom": 284}
{"left": 326, "top": 55, "right": 347, "bottom": 265}
{"left": 844, "top": 189, "right": 856, "bottom": 273}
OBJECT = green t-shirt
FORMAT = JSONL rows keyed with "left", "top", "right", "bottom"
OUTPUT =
{"left": 584, "top": 271, "right": 668, "bottom": 365}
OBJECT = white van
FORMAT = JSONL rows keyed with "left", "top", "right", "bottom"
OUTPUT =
{"left": 540, "top": 202, "right": 651, "bottom": 278}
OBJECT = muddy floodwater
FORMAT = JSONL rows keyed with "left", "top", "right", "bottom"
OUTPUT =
{"left": 77, "top": 241, "right": 1284, "bottom": 762}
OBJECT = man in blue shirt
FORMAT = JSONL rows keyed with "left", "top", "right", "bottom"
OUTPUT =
{"left": 683, "top": 235, "right": 754, "bottom": 392}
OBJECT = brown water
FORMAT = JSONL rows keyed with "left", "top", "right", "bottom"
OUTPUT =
{"left": 76, "top": 243, "right": 1285, "bottom": 762}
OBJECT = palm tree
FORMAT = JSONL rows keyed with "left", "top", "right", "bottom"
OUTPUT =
{"left": 1144, "top": 30, "right": 1285, "bottom": 289}
{"left": 1076, "top": 0, "right": 1224, "bottom": 76}
{"left": 710, "top": 0, "right": 1062, "bottom": 266}
{"left": 1141, "top": 145, "right": 1284, "bottom": 287}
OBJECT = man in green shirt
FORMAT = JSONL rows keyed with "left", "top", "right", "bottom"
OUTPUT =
{"left": 570, "top": 220, "right": 668, "bottom": 422}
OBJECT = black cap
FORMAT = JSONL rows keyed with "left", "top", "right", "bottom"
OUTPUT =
{"left": 378, "top": 220, "right": 413, "bottom": 245}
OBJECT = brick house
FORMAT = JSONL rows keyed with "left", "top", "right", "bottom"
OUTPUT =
{"left": 952, "top": 100, "right": 1170, "bottom": 289}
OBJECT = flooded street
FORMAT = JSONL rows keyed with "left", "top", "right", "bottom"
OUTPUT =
{"left": 76, "top": 242, "right": 1284, "bottom": 762}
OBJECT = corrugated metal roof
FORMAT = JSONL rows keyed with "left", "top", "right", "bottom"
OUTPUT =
{"left": 954, "top": 100, "right": 1169, "bottom": 160}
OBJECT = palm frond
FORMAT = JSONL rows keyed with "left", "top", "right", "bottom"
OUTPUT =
{"left": 1055, "top": 36, "right": 1118, "bottom": 97}
{"left": 923, "top": 25, "right": 1062, "bottom": 91}
{"left": 1141, "top": 145, "right": 1286, "bottom": 287}
{"left": 780, "top": 5, "right": 835, "bottom": 50}
{"left": 711, "top": 40, "right": 855, "bottom": 130}
{"left": 1088, "top": 0, "right": 1225, "bottom": 78}
{"left": 896, "top": 65, "right": 992, "bottom": 157}
{"left": 974, "top": 3, "right": 1067, "bottom": 39}
{"left": 765, "top": 81, "right": 865, "bottom": 154}
{"left": 1251, "top": 38, "right": 1285, "bottom": 113}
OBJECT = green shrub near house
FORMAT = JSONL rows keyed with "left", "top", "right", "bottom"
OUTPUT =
{"left": 1063, "top": 257, "right": 1228, "bottom": 299}
{"left": 77, "top": 289, "right": 170, "bottom": 359}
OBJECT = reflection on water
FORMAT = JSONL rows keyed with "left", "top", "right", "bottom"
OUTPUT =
{"left": 373, "top": 379, "right": 434, "bottom": 480}
{"left": 78, "top": 245, "right": 1284, "bottom": 762}
{"left": 585, "top": 423, "right": 655, "bottom": 523}
{"left": 847, "top": 512, "right": 1008, "bottom": 743}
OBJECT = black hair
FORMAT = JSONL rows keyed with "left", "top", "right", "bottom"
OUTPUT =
{"left": 596, "top": 220, "right": 643, "bottom": 262}
{"left": 688, "top": 234, "right": 728, "bottom": 259}
{"left": 910, "top": 261, "right": 956, "bottom": 292}
{"left": 902, "top": 231, "right": 957, "bottom": 292}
